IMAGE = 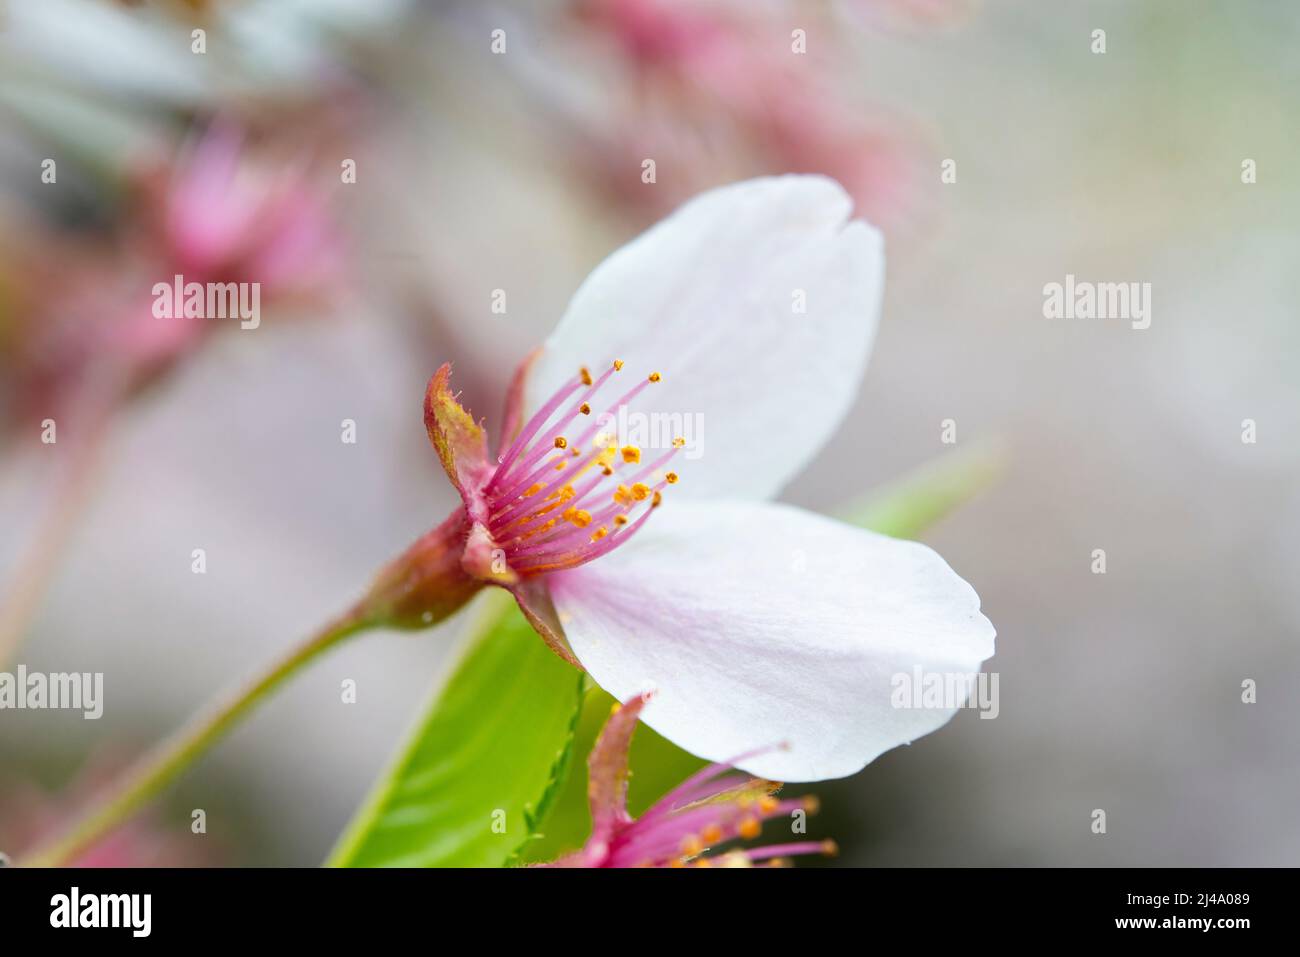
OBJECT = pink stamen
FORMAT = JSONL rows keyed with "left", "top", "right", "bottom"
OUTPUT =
{"left": 509, "top": 499, "right": 656, "bottom": 574}
{"left": 493, "top": 473, "right": 609, "bottom": 542}
{"left": 643, "top": 743, "right": 786, "bottom": 818}
{"left": 490, "top": 440, "right": 614, "bottom": 522}
{"left": 490, "top": 364, "right": 620, "bottom": 488}
{"left": 512, "top": 473, "right": 667, "bottom": 552}
{"left": 490, "top": 378, "right": 583, "bottom": 483}
{"left": 475, "top": 360, "right": 680, "bottom": 580}
{"left": 742, "top": 842, "right": 834, "bottom": 863}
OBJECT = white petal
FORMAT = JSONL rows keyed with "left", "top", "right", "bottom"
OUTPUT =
{"left": 547, "top": 500, "right": 995, "bottom": 781}
{"left": 527, "top": 176, "right": 884, "bottom": 502}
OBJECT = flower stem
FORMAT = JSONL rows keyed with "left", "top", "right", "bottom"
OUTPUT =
{"left": 18, "top": 606, "right": 374, "bottom": 867}
{"left": 0, "top": 377, "right": 124, "bottom": 670}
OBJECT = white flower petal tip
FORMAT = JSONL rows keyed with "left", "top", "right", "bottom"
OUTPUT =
{"left": 525, "top": 176, "right": 886, "bottom": 503}
{"left": 548, "top": 500, "right": 996, "bottom": 783}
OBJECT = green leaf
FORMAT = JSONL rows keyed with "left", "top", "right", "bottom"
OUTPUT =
{"left": 517, "top": 686, "right": 708, "bottom": 864}
{"left": 326, "top": 592, "right": 584, "bottom": 868}
{"left": 837, "top": 440, "right": 1006, "bottom": 539}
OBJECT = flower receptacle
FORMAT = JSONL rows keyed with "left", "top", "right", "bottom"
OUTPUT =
{"left": 356, "top": 508, "right": 486, "bottom": 631}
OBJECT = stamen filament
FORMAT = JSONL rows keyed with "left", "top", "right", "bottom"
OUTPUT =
{"left": 477, "top": 360, "right": 680, "bottom": 581}
{"left": 490, "top": 378, "right": 583, "bottom": 481}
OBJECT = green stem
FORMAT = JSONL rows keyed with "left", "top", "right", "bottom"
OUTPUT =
{"left": 0, "top": 373, "right": 125, "bottom": 670}
{"left": 19, "top": 607, "right": 374, "bottom": 867}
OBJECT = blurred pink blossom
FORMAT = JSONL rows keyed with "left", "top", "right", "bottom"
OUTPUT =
{"left": 0, "top": 762, "right": 219, "bottom": 868}
{"left": 3, "top": 120, "right": 346, "bottom": 430}
{"left": 568, "top": 0, "right": 926, "bottom": 228}
{"left": 155, "top": 121, "right": 344, "bottom": 296}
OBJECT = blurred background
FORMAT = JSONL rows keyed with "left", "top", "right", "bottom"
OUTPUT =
{"left": 1, "top": 0, "right": 1296, "bottom": 866}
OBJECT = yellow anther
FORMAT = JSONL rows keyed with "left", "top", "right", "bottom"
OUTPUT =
{"left": 579, "top": 403, "right": 591, "bottom": 415}
{"left": 652, "top": 490, "right": 663, "bottom": 508}
{"left": 648, "top": 372, "right": 661, "bottom": 382}
{"left": 621, "top": 445, "right": 641, "bottom": 464}
{"left": 522, "top": 519, "right": 557, "bottom": 540}
{"left": 572, "top": 448, "right": 581, "bottom": 457}
{"left": 554, "top": 436, "right": 567, "bottom": 449}
{"left": 601, "top": 465, "right": 613, "bottom": 476}
{"left": 579, "top": 367, "right": 593, "bottom": 386}
{"left": 554, "top": 461, "right": 566, "bottom": 471}
{"left": 546, "top": 485, "right": 575, "bottom": 503}
{"left": 523, "top": 483, "right": 543, "bottom": 497}
{"left": 803, "top": 795, "right": 820, "bottom": 815}
{"left": 566, "top": 509, "right": 593, "bottom": 528}
{"left": 614, "top": 515, "right": 628, "bottom": 526}
{"left": 821, "top": 839, "right": 839, "bottom": 857}
{"left": 613, "top": 359, "right": 624, "bottom": 370}
{"left": 738, "top": 817, "right": 761, "bottom": 840}
{"left": 758, "top": 795, "right": 779, "bottom": 814}
{"left": 613, "top": 485, "right": 634, "bottom": 506}
{"left": 672, "top": 437, "right": 685, "bottom": 448}
{"left": 630, "top": 483, "right": 650, "bottom": 501}
{"left": 533, "top": 496, "right": 567, "bottom": 516}
{"left": 590, "top": 527, "right": 608, "bottom": 542}
{"left": 701, "top": 824, "right": 724, "bottom": 845}
{"left": 680, "top": 835, "right": 704, "bottom": 857}
{"left": 665, "top": 472, "right": 678, "bottom": 484}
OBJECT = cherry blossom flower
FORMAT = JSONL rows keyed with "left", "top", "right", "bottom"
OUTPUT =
{"left": 376, "top": 174, "right": 994, "bottom": 781}
{"left": 541, "top": 694, "right": 834, "bottom": 868}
